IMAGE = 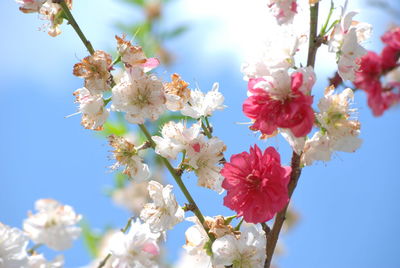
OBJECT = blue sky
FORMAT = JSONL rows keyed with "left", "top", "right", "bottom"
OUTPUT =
{"left": 1, "top": 0, "right": 400, "bottom": 267}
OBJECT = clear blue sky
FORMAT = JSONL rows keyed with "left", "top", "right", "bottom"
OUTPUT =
{"left": 1, "top": 0, "right": 400, "bottom": 267}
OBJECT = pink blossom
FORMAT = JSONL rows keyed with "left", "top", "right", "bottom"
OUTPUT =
{"left": 381, "top": 27, "right": 400, "bottom": 49}
{"left": 221, "top": 145, "right": 291, "bottom": 223}
{"left": 243, "top": 72, "right": 314, "bottom": 137}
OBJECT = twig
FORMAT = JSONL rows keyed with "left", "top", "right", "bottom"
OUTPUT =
{"left": 56, "top": 0, "right": 95, "bottom": 55}
{"left": 264, "top": 2, "right": 321, "bottom": 268}
{"left": 138, "top": 124, "right": 215, "bottom": 242}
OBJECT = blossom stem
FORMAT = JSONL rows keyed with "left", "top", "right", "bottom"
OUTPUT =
{"left": 138, "top": 124, "right": 215, "bottom": 241}
{"left": 56, "top": 0, "right": 95, "bottom": 55}
{"left": 264, "top": 3, "right": 321, "bottom": 268}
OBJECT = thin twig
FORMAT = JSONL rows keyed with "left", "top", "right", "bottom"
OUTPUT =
{"left": 138, "top": 124, "right": 215, "bottom": 242}
{"left": 56, "top": 0, "right": 95, "bottom": 55}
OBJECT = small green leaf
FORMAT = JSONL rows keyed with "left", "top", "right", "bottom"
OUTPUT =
{"left": 81, "top": 220, "right": 103, "bottom": 258}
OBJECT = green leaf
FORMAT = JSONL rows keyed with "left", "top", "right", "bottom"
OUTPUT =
{"left": 120, "top": 0, "right": 146, "bottom": 7}
{"left": 100, "top": 121, "right": 129, "bottom": 137}
{"left": 115, "top": 172, "right": 128, "bottom": 189}
{"left": 81, "top": 220, "right": 103, "bottom": 258}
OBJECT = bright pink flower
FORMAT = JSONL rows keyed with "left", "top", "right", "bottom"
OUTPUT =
{"left": 381, "top": 27, "right": 400, "bottom": 49}
{"left": 381, "top": 46, "right": 399, "bottom": 71}
{"left": 354, "top": 51, "right": 382, "bottom": 90}
{"left": 221, "top": 145, "right": 291, "bottom": 223}
{"left": 243, "top": 72, "right": 314, "bottom": 137}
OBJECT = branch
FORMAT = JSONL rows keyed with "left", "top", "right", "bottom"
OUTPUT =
{"left": 264, "top": 3, "right": 321, "bottom": 268}
{"left": 56, "top": 0, "right": 95, "bottom": 55}
{"left": 138, "top": 124, "right": 215, "bottom": 242}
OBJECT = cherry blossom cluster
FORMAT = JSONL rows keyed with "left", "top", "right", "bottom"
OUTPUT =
{"left": 354, "top": 27, "right": 400, "bottom": 116}
{"left": 14, "top": 0, "right": 391, "bottom": 267}
{"left": 0, "top": 199, "right": 81, "bottom": 268}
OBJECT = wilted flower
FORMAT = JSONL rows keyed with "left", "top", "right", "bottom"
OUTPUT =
{"left": 108, "top": 135, "right": 150, "bottom": 180}
{"left": 73, "top": 50, "right": 112, "bottom": 94}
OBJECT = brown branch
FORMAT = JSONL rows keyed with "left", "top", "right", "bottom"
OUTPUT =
{"left": 264, "top": 2, "right": 321, "bottom": 268}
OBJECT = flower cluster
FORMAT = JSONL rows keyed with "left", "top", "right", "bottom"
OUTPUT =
{"left": 153, "top": 121, "right": 226, "bottom": 193}
{"left": 302, "top": 87, "right": 362, "bottom": 165}
{"left": 354, "top": 27, "right": 400, "bottom": 116}
{"left": 16, "top": 0, "right": 72, "bottom": 36}
{"left": 0, "top": 199, "right": 80, "bottom": 268}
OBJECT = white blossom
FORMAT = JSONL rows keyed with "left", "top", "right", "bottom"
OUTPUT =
{"left": 302, "top": 88, "right": 362, "bottom": 165}
{"left": 28, "top": 254, "right": 64, "bottom": 268}
{"left": 212, "top": 224, "right": 266, "bottom": 268}
{"left": 108, "top": 135, "right": 150, "bottom": 181}
{"left": 267, "top": 0, "right": 298, "bottom": 25}
{"left": 140, "top": 181, "right": 184, "bottom": 232}
{"left": 181, "top": 83, "right": 225, "bottom": 119}
{"left": 175, "top": 250, "right": 219, "bottom": 268}
{"left": 0, "top": 223, "right": 29, "bottom": 268}
{"left": 109, "top": 220, "right": 160, "bottom": 268}
{"left": 183, "top": 217, "right": 210, "bottom": 256}
{"left": 73, "top": 87, "right": 109, "bottom": 131}
{"left": 23, "top": 199, "right": 82, "bottom": 251}
{"left": 328, "top": 11, "right": 372, "bottom": 81}
{"left": 153, "top": 121, "right": 201, "bottom": 159}
{"left": 112, "top": 181, "right": 150, "bottom": 214}
{"left": 186, "top": 137, "right": 226, "bottom": 193}
{"left": 111, "top": 70, "right": 166, "bottom": 124}
{"left": 16, "top": 0, "right": 45, "bottom": 13}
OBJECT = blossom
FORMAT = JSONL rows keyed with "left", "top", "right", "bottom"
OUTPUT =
{"left": 212, "top": 224, "right": 266, "bottom": 268}
{"left": 112, "top": 181, "right": 150, "bottom": 215}
{"left": 111, "top": 70, "right": 166, "bottom": 124}
{"left": 73, "top": 50, "right": 112, "bottom": 94}
{"left": 153, "top": 121, "right": 202, "bottom": 159}
{"left": 108, "top": 135, "right": 150, "bottom": 181}
{"left": 164, "top": 73, "right": 191, "bottom": 111}
{"left": 23, "top": 199, "right": 82, "bottom": 251}
{"left": 302, "top": 88, "right": 362, "bottom": 165}
{"left": 267, "top": 0, "right": 297, "bottom": 25}
{"left": 40, "top": 0, "right": 72, "bottom": 37}
{"left": 181, "top": 83, "right": 225, "bottom": 119}
{"left": 186, "top": 136, "right": 226, "bottom": 193}
{"left": 115, "top": 35, "right": 160, "bottom": 72}
{"left": 28, "top": 254, "right": 64, "bottom": 268}
{"left": 243, "top": 68, "right": 315, "bottom": 138}
{"left": 221, "top": 145, "right": 291, "bottom": 223}
{"left": 381, "top": 27, "right": 400, "bottom": 49}
{"left": 175, "top": 250, "right": 216, "bottom": 268}
{"left": 0, "top": 223, "right": 29, "bottom": 268}
{"left": 140, "top": 181, "right": 185, "bottom": 232}
{"left": 16, "top": 0, "right": 45, "bottom": 13}
{"left": 328, "top": 11, "right": 372, "bottom": 81}
{"left": 109, "top": 219, "right": 160, "bottom": 268}
{"left": 73, "top": 87, "right": 109, "bottom": 131}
